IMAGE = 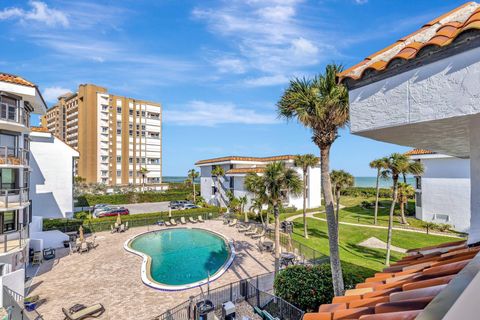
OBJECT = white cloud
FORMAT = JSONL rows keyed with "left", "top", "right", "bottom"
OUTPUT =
{"left": 355, "top": 0, "right": 368, "bottom": 4}
{"left": 0, "top": 1, "right": 69, "bottom": 27}
{"left": 244, "top": 75, "right": 289, "bottom": 87}
{"left": 164, "top": 101, "right": 278, "bottom": 126}
{"left": 214, "top": 58, "right": 247, "bottom": 74}
{"left": 42, "top": 86, "right": 72, "bottom": 103}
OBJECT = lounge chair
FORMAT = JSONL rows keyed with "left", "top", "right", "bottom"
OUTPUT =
{"left": 189, "top": 217, "right": 198, "bottom": 223}
{"left": 238, "top": 225, "right": 251, "bottom": 233}
{"left": 198, "top": 215, "right": 205, "bottom": 223}
{"left": 125, "top": 221, "right": 129, "bottom": 230}
{"left": 110, "top": 225, "right": 116, "bottom": 233}
{"left": 62, "top": 303, "right": 105, "bottom": 320}
{"left": 228, "top": 219, "right": 237, "bottom": 227}
{"left": 164, "top": 220, "right": 172, "bottom": 227}
{"left": 79, "top": 242, "right": 89, "bottom": 254}
{"left": 180, "top": 217, "right": 187, "bottom": 224}
{"left": 170, "top": 218, "right": 177, "bottom": 226}
{"left": 245, "top": 227, "right": 258, "bottom": 236}
{"left": 119, "top": 224, "right": 126, "bottom": 232}
{"left": 251, "top": 229, "right": 265, "bottom": 239}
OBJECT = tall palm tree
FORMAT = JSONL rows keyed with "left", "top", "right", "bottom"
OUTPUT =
{"left": 238, "top": 195, "right": 248, "bottom": 222}
{"left": 369, "top": 158, "right": 389, "bottom": 225}
{"left": 330, "top": 170, "right": 354, "bottom": 225}
{"left": 262, "top": 162, "right": 301, "bottom": 274}
{"left": 245, "top": 172, "right": 269, "bottom": 227}
{"left": 294, "top": 154, "right": 319, "bottom": 239}
{"left": 278, "top": 64, "right": 349, "bottom": 295}
{"left": 139, "top": 167, "right": 149, "bottom": 192}
{"left": 397, "top": 183, "right": 415, "bottom": 225}
{"left": 188, "top": 169, "right": 200, "bottom": 203}
{"left": 249, "top": 197, "right": 265, "bottom": 226}
{"left": 211, "top": 165, "right": 225, "bottom": 208}
{"left": 383, "top": 153, "right": 424, "bottom": 266}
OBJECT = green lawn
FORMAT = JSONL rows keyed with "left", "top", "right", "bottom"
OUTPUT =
{"left": 289, "top": 216, "right": 460, "bottom": 279}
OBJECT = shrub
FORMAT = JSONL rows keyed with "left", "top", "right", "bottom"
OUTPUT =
{"left": 274, "top": 264, "right": 364, "bottom": 312}
{"left": 341, "top": 187, "right": 392, "bottom": 198}
{"left": 76, "top": 190, "right": 191, "bottom": 206}
{"left": 361, "top": 200, "right": 373, "bottom": 209}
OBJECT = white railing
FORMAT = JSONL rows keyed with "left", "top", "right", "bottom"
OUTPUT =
{"left": 0, "top": 188, "right": 29, "bottom": 209}
{"left": 0, "top": 147, "right": 29, "bottom": 166}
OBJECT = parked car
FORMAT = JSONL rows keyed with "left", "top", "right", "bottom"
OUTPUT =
{"left": 93, "top": 204, "right": 110, "bottom": 211}
{"left": 181, "top": 204, "right": 199, "bottom": 210}
{"left": 97, "top": 207, "right": 130, "bottom": 218}
{"left": 170, "top": 200, "right": 191, "bottom": 210}
{"left": 93, "top": 206, "right": 119, "bottom": 218}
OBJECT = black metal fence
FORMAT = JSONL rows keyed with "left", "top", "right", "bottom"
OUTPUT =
{"left": 153, "top": 272, "right": 277, "bottom": 320}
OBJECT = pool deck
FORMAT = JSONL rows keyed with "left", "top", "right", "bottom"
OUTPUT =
{"left": 28, "top": 220, "right": 275, "bottom": 320}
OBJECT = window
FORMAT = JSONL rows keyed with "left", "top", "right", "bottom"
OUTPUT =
{"left": 117, "top": 107, "right": 122, "bottom": 114}
{"left": 0, "top": 169, "right": 16, "bottom": 190}
{"left": 116, "top": 170, "right": 121, "bottom": 177}
{"left": 116, "top": 156, "right": 121, "bottom": 163}
{"left": 101, "top": 156, "right": 108, "bottom": 162}
{"left": 415, "top": 192, "right": 422, "bottom": 208}
{"left": 0, "top": 96, "right": 19, "bottom": 122}
{"left": 129, "top": 110, "right": 133, "bottom": 116}
{"left": 117, "top": 129, "right": 121, "bottom": 135}
{"left": 2, "top": 211, "right": 16, "bottom": 233}
{"left": 129, "top": 157, "right": 133, "bottom": 164}
{"left": 0, "top": 133, "right": 17, "bottom": 157}
{"left": 129, "top": 171, "right": 133, "bottom": 177}
{"left": 415, "top": 176, "right": 422, "bottom": 190}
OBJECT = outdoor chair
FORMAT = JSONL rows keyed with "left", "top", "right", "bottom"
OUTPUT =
{"left": 170, "top": 218, "right": 177, "bottom": 226}
{"left": 198, "top": 215, "right": 205, "bottom": 223}
{"left": 110, "top": 225, "right": 116, "bottom": 233}
{"left": 228, "top": 219, "right": 237, "bottom": 227}
{"left": 180, "top": 217, "right": 187, "bottom": 224}
{"left": 238, "top": 225, "right": 251, "bottom": 233}
{"left": 32, "top": 251, "right": 42, "bottom": 265}
{"left": 164, "top": 220, "right": 172, "bottom": 227}
{"left": 251, "top": 229, "right": 265, "bottom": 239}
{"left": 79, "top": 242, "right": 89, "bottom": 254}
{"left": 87, "top": 236, "right": 97, "bottom": 250}
{"left": 69, "top": 242, "right": 77, "bottom": 255}
{"left": 189, "top": 217, "right": 198, "bottom": 223}
{"left": 43, "top": 248, "right": 56, "bottom": 260}
{"left": 125, "top": 221, "right": 129, "bottom": 230}
{"left": 62, "top": 303, "right": 105, "bottom": 320}
{"left": 245, "top": 227, "right": 258, "bottom": 236}
{"left": 119, "top": 224, "right": 126, "bottom": 232}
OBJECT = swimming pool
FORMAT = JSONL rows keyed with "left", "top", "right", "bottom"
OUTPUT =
{"left": 125, "top": 228, "right": 235, "bottom": 290}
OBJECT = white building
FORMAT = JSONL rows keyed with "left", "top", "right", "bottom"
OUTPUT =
{"left": 29, "top": 128, "right": 79, "bottom": 219}
{"left": 407, "top": 149, "right": 470, "bottom": 232}
{"left": 0, "top": 73, "right": 46, "bottom": 307}
{"left": 339, "top": 2, "right": 480, "bottom": 318}
{"left": 195, "top": 155, "right": 321, "bottom": 210}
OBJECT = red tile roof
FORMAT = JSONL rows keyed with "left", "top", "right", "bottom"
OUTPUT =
{"left": 195, "top": 155, "right": 297, "bottom": 165}
{"left": 225, "top": 167, "right": 266, "bottom": 175}
{"left": 31, "top": 126, "right": 50, "bottom": 133}
{"left": 405, "top": 149, "right": 436, "bottom": 156}
{"left": 338, "top": 2, "right": 480, "bottom": 83}
{"left": 304, "top": 240, "right": 473, "bottom": 320}
{"left": 0, "top": 73, "right": 36, "bottom": 87}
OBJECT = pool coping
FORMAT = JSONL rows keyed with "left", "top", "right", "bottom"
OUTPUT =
{"left": 124, "top": 226, "right": 236, "bottom": 291}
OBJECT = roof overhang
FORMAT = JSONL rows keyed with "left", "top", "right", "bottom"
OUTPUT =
{"left": 0, "top": 81, "right": 47, "bottom": 115}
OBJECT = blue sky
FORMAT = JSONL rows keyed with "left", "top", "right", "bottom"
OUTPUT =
{"left": 0, "top": 0, "right": 468, "bottom": 176}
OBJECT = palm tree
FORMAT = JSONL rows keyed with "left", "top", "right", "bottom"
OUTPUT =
{"left": 330, "top": 170, "right": 354, "bottom": 225}
{"left": 369, "top": 158, "right": 389, "bottom": 225}
{"left": 294, "top": 154, "right": 319, "bottom": 239}
{"left": 139, "top": 167, "right": 149, "bottom": 192}
{"left": 239, "top": 195, "right": 248, "bottom": 222}
{"left": 188, "top": 169, "right": 200, "bottom": 203}
{"left": 278, "top": 64, "right": 349, "bottom": 295}
{"left": 262, "top": 162, "right": 301, "bottom": 274}
{"left": 245, "top": 172, "right": 269, "bottom": 227}
{"left": 397, "top": 183, "right": 415, "bottom": 225}
{"left": 383, "top": 153, "right": 424, "bottom": 266}
{"left": 211, "top": 165, "right": 225, "bottom": 208}
{"left": 249, "top": 197, "right": 265, "bottom": 226}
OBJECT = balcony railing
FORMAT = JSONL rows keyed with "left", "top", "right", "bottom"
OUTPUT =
{"left": 0, "top": 188, "right": 29, "bottom": 209}
{"left": 0, "top": 146, "right": 29, "bottom": 166}
{"left": 0, "top": 227, "right": 28, "bottom": 253}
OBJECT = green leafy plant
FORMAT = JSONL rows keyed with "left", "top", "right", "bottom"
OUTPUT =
{"left": 274, "top": 264, "right": 363, "bottom": 312}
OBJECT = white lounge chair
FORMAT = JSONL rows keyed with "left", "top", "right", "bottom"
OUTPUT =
{"left": 189, "top": 217, "right": 198, "bottom": 223}
{"left": 170, "top": 218, "right": 177, "bottom": 226}
{"left": 198, "top": 215, "right": 205, "bottom": 223}
{"left": 62, "top": 303, "right": 105, "bottom": 320}
{"left": 238, "top": 225, "right": 251, "bottom": 233}
{"left": 164, "top": 220, "right": 172, "bottom": 227}
{"left": 245, "top": 227, "right": 258, "bottom": 236}
{"left": 251, "top": 229, "right": 265, "bottom": 239}
{"left": 228, "top": 219, "right": 238, "bottom": 227}
{"left": 180, "top": 217, "right": 187, "bottom": 224}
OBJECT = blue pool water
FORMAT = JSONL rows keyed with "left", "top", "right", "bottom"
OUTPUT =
{"left": 129, "top": 228, "right": 230, "bottom": 286}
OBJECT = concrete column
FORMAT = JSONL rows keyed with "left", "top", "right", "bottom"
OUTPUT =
{"left": 469, "top": 116, "right": 480, "bottom": 244}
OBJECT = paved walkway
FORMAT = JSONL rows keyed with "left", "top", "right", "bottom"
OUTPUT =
{"left": 286, "top": 211, "right": 462, "bottom": 238}
{"left": 29, "top": 220, "right": 274, "bottom": 320}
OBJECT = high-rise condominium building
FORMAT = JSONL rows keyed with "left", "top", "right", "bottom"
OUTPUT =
{"left": 42, "top": 84, "right": 162, "bottom": 186}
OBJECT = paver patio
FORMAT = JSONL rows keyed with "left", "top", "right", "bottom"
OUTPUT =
{"left": 28, "top": 220, "right": 275, "bottom": 320}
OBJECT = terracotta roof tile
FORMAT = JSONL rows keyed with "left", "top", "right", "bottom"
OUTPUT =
{"left": 404, "top": 149, "right": 436, "bottom": 156}
{"left": 338, "top": 2, "right": 480, "bottom": 83}
{"left": 303, "top": 239, "right": 474, "bottom": 319}
{"left": 225, "top": 167, "right": 266, "bottom": 174}
{"left": 195, "top": 155, "right": 298, "bottom": 165}
{"left": 0, "top": 73, "right": 36, "bottom": 87}
{"left": 31, "top": 126, "right": 50, "bottom": 133}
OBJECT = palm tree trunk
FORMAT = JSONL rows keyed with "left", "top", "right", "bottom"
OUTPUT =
{"left": 274, "top": 203, "right": 281, "bottom": 275}
{"left": 374, "top": 169, "right": 380, "bottom": 225}
{"left": 303, "top": 171, "right": 308, "bottom": 239}
{"left": 335, "top": 189, "right": 341, "bottom": 225}
{"left": 193, "top": 181, "right": 196, "bottom": 203}
{"left": 320, "top": 147, "right": 344, "bottom": 296}
{"left": 400, "top": 201, "right": 408, "bottom": 225}
{"left": 259, "top": 207, "right": 265, "bottom": 227}
{"left": 244, "top": 205, "right": 248, "bottom": 223}
{"left": 385, "top": 177, "right": 398, "bottom": 266}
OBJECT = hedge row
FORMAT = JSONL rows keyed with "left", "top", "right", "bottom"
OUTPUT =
{"left": 76, "top": 190, "right": 190, "bottom": 206}
{"left": 341, "top": 187, "right": 392, "bottom": 198}
{"left": 44, "top": 207, "right": 222, "bottom": 233}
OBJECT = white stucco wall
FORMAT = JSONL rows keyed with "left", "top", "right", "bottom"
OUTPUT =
{"left": 29, "top": 132, "right": 79, "bottom": 218}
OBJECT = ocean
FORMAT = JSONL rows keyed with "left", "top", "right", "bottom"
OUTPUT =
{"left": 163, "top": 176, "right": 415, "bottom": 188}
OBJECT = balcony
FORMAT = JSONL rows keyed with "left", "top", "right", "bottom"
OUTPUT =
{"left": 0, "top": 147, "right": 29, "bottom": 167}
{"left": 0, "top": 103, "right": 30, "bottom": 129}
{"left": 0, "top": 188, "right": 29, "bottom": 210}
{"left": 0, "top": 226, "right": 28, "bottom": 254}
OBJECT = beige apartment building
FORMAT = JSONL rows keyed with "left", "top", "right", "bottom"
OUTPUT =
{"left": 42, "top": 84, "right": 162, "bottom": 186}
